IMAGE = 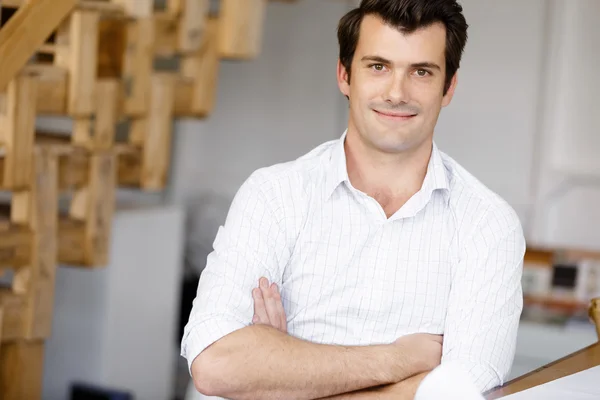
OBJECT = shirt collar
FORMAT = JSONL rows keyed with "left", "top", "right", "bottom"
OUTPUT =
{"left": 324, "top": 131, "right": 450, "bottom": 203}
{"left": 324, "top": 131, "right": 350, "bottom": 200}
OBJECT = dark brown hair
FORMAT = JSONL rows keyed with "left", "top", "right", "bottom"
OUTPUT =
{"left": 337, "top": 0, "right": 469, "bottom": 94}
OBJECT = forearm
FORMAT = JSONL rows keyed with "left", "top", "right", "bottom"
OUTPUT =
{"left": 192, "top": 324, "right": 416, "bottom": 400}
{"left": 316, "top": 372, "right": 429, "bottom": 400}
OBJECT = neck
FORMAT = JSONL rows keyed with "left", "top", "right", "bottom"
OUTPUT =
{"left": 344, "top": 129, "right": 432, "bottom": 203}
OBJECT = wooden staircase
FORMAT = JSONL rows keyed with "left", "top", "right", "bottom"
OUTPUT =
{"left": 0, "top": 0, "right": 281, "bottom": 397}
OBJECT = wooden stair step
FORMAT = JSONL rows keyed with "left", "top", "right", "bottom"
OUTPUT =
{"left": 0, "top": 207, "right": 33, "bottom": 269}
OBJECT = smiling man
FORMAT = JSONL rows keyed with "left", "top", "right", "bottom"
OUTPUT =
{"left": 181, "top": 1, "right": 526, "bottom": 399}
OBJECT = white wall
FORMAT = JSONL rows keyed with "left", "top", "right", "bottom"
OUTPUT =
{"left": 433, "top": 0, "right": 548, "bottom": 229}
{"left": 168, "top": 0, "right": 351, "bottom": 203}
{"left": 528, "top": 0, "right": 600, "bottom": 250}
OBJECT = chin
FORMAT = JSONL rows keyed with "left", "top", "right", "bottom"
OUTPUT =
{"left": 370, "top": 136, "right": 413, "bottom": 154}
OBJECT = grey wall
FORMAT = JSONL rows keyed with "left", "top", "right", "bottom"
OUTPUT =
{"left": 168, "top": 0, "right": 351, "bottom": 203}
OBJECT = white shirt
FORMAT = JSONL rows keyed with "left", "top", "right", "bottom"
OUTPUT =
{"left": 181, "top": 131, "right": 525, "bottom": 397}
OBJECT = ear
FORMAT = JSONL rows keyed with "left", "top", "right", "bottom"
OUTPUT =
{"left": 441, "top": 72, "right": 458, "bottom": 107}
{"left": 337, "top": 59, "right": 350, "bottom": 98}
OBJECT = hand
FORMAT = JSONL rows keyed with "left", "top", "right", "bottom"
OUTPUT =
{"left": 393, "top": 333, "right": 443, "bottom": 374}
{"left": 251, "top": 277, "right": 287, "bottom": 333}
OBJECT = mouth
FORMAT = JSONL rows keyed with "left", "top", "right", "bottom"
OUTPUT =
{"left": 374, "top": 109, "right": 417, "bottom": 121}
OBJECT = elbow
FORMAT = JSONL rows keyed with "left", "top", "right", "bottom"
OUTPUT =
{"left": 191, "top": 350, "right": 226, "bottom": 397}
{"left": 191, "top": 347, "right": 245, "bottom": 398}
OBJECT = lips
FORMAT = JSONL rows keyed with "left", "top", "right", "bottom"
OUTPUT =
{"left": 374, "top": 110, "right": 417, "bottom": 119}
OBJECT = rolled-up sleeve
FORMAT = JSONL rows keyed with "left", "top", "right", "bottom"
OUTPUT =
{"left": 441, "top": 212, "right": 526, "bottom": 392}
{"left": 180, "top": 173, "right": 289, "bottom": 372}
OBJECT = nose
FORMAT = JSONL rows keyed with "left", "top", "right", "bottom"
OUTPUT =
{"left": 384, "top": 71, "right": 409, "bottom": 105}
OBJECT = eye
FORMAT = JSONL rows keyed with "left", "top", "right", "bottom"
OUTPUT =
{"left": 370, "top": 63, "right": 386, "bottom": 72}
{"left": 415, "top": 69, "right": 430, "bottom": 77}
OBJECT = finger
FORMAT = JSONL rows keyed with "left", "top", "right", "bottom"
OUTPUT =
{"left": 252, "top": 287, "right": 269, "bottom": 324}
{"left": 261, "top": 280, "right": 281, "bottom": 330}
{"left": 273, "top": 283, "right": 287, "bottom": 333}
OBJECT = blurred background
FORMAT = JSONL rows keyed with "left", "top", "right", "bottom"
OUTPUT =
{"left": 0, "top": 0, "right": 599, "bottom": 399}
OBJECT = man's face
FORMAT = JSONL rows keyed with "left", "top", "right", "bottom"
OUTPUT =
{"left": 337, "top": 15, "right": 457, "bottom": 154}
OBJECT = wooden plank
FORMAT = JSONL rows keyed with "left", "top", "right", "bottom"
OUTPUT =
{"left": 173, "top": 78, "right": 194, "bottom": 117}
{"left": 85, "top": 152, "right": 116, "bottom": 265}
{"left": 0, "top": 340, "right": 45, "bottom": 400}
{"left": 11, "top": 148, "right": 58, "bottom": 339}
{"left": 58, "top": 149, "right": 89, "bottom": 190}
{"left": 180, "top": 17, "right": 220, "bottom": 117}
{"left": 0, "top": 0, "right": 77, "bottom": 92}
{"left": 218, "top": 0, "right": 267, "bottom": 59}
{"left": 175, "top": 0, "right": 209, "bottom": 53}
{"left": 78, "top": 0, "right": 125, "bottom": 15}
{"left": 122, "top": 18, "right": 154, "bottom": 117}
{"left": 0, "top": 72, "right": 37, "bottom": 189}
{"left": 141, "top": 73, "right": 175, "bottom": 190}
{"left": 67, "top": 152, "right": 116, "bottom": 266}
{"left": 98, "top": 17, "right": 127, "bottom": 79}
{"left": 24, "top": 65, "right": 68, "bottom": 115}
{"left": 54, "top": 10, "right": 100, "bottom": 116}
{"left": 73, "top": 79, "right": 119, "bottom": 151}
{"left": 57, "top": 218, "right": 86, "bottom": 266}
{"left": 111, "top": 0, "right": 153, "bottom": 18}
{"left": 34, "top": 132, "right": 90, "bottom": 190}
{"left": 0, "top": 290, "right": 25, "bottom": 340}
{"left": 0, "top": 225, "right": 32, "bottom": 268}
{"left": 92, "top": 79, "right": 119, "bottom": 150}
{"left": 116, "top": 145, "right": 141, "bottom": 187}
{"left": 128, "top": 117, "right": 146, "bottom": 147}
{"left": 153, "top": 12, "right": 178, "bottom": 57}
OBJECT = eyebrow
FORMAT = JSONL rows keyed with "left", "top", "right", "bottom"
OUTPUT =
{"left": 360, "top": 56, "right": 441, "bottom": 71}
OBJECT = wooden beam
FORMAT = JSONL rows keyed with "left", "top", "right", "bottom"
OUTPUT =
{"left": 111, "top": 0, "right": 153, "bottom": 18}
{"left": 0, "top": 72, "right": 37, "bottom": 190}
{"left": 122, "top": 18, "right": 154, "bottom": 117}
{"left": 0, "top": 340, "right": 45, "bottom": 400}
{"left": 179, "top": 17, "right": 220, "bottom": 117}
{"left": 72, "top": 79, "right": 119, "bottom": 151}
{"left": 153, "top": 12, "right": 178, "bottom": 58}
{"left": 97, "top": 18, "right": 127, "bottom": 79}
{"left": 116, "top": 145, "right": 141, "bottom": 187}
{"left": 141, "top": 73, "right": 175, "bottom": 190}
{"left": 0, "top": 225, "right": 32, "bottom": 269}
{"left": 11, "top": 148, "right": 59, "bottom": 339}
{"left": 54, "top": 9, "right": 100, "bottom": 116}
{"left": 67, "top": 152, "right": 116, "bottom": 266}
{"left": 0, "top": 0, "right": 77, "bottom": 92}
{"left": 22, "top": 65, "right": 68, "bottom": 116}
{"left": 0, "top": 290, "right": 25, "bottom": 340}
{"left": 57, "top": 218, "right": 86, "bottom": 266}
{"left": 173, "top": 0, "right": 209, "bottom": 54}
{"left": 218, "top": 0, "right": 267, "bottom": 59}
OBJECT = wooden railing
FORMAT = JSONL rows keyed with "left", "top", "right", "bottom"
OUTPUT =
{"left": 0, "top": 0, "right": 282, "bottom": 398}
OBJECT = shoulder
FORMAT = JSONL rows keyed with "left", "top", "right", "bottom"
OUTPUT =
{"left": 440, "top": 150, "right": 523, "bottom": 244}
{"left": 235, "top": 138, "right": 337, "bottom": 215}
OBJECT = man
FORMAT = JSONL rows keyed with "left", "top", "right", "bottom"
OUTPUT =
{"left": 181, "top": 0, "right": 526, "bottom": 399}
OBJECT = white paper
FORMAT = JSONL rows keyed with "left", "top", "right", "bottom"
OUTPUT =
{"left": 499, "top": 365, "right": 600, "bottom": 399}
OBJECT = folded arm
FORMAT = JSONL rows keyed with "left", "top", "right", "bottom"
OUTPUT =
{"left": 181, "top": 175, "right": 438, "bottom": 399}
{"left": 315, "top": 372, "right": 429, "bottom": 400}
{"left": 193, "top": 323, "right": 428, "bottom": 400}
{"left": 441, "top": 212, "right": 526, "bottom": 392}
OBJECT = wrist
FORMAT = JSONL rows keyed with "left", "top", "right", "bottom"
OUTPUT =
{"left": 388, "top": 341, "right": 422, "bottom": 381}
